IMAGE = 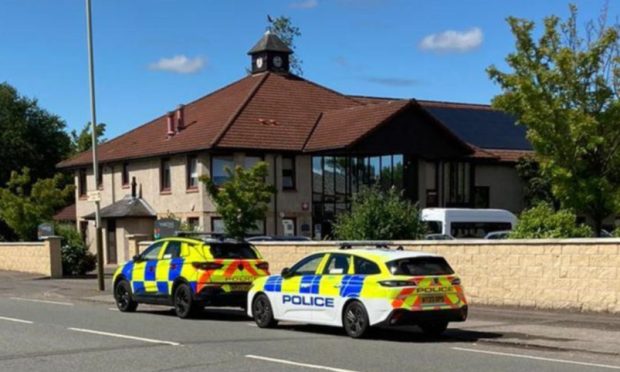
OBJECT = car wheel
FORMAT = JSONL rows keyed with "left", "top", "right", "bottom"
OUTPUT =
{"left": 114, "top": 280, "right": 138, "bottom": 312}
{"left": 343, "top": 301, "right": 370, "bottom": 338}
{"left": 419, "top": 320, "right": 448, "bottom": 337}
{"left": 173, "top": 283, "right": 197, "bottom": 319}
{"left": 252, "top": 294, "right": 278, "bottom": 328}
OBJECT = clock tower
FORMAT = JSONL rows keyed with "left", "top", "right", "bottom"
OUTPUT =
{"left": 248, "top": 30, "right": 293, "bottom": 74}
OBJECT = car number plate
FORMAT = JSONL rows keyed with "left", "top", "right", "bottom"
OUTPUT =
{"left": 421, "top": 295, "right": 445, "bottom": 304}
{"left": 228, "top": 284, "right": 251, "bottom": 291}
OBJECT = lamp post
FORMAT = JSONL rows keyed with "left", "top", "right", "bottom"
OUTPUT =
{"left": 85, "top": 0, "right": 104, "bottom": 291}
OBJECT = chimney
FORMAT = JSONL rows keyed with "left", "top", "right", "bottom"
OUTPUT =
{"left": 175, "top": 104, "right": 185, "bottom": 131}
{"left": 166, "top": 112, "right": 175, "bottom": 137}
{"left": 131, "top": 177, "right": 137, "bottom": 198}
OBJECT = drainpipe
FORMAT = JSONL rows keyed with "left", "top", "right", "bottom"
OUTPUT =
{"left": 273, "top": 154, "right": 278, "bottom": 235}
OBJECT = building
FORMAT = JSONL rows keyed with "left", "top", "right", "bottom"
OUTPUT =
{"left": 58, "top": 31, "right": 532, "bottom": 264}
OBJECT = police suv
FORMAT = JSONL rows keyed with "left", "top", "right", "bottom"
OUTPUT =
{"left": 248, "top": 246, "right": 467, "bottom": 338}
{"left": 113, "top": 236, "right": 269, "bottom": 318}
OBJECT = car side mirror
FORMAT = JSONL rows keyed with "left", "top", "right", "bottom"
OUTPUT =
{"left": 281, "top": 267, "right": 292, "bottom": 278}
{"left": 132, "top": 254, "right": 141, "bottom": 262}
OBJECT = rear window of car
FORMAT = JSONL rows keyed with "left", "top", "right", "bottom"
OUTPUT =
{"left": 386, "top": 257, "right": 454, "bottom": 276}
{"left": 209, "top": 243, "right": 258, "bottom": 259}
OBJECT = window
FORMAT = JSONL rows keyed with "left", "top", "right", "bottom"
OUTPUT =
{"left": 323, "top": 254, "right": 350, "bottom": 275}
{"left": 387, "top": 257, "right": 454, "bottom": 276}
{"left": 122, "top": 163, "right": 129, "bottom": 187}
{"left": 354, "top": 256, "right": 381, "bottom": 275}
{"left": 282, "top": 155, "right": 296, "bottom": 190}
{"left": 443, "top": 161, "right": 471, "bottom": 206}
{"left": 162, "top": 241, "right": 181, "bottom": 259}
{"left": 244, "top": 155, "right": 262, "bottom": 169}
{"left": 186, "top": 155, "right": 198, "bottom": 189}
{"left": 78, "top": 169, "right": 87, "bottom": 197}
{"left": 160, "top": 158, "right": 171, "bottom": 192}
{"left": 141, "top": 242, "right": 165, "bottom": 260}
{"left": 290, "top": 254, "right": 324, "bottom": 276}
{"left": 96, "top": 167, "right": 103, "bottom": 190}
{"left": 211, "top": 217, "right": 225, "bottom": 234}
{"left": 474, "top": 186, "right": 490, "bottom": 208}
{"left": 211, "top": 156, "right": 234, "bottom": 186}
{"left": 187, "top": 217, "right": 200, "bottom": 230}
{"left": 209, "top": 243, "right": 259, "bottom": 259}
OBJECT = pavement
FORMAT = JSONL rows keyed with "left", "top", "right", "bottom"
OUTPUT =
{"left": 0, "top": 270, "right": 619, "bottom": 371}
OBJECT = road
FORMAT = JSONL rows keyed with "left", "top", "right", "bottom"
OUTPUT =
{"left": 0, "top": 272, "right": 619, "bottom": 371}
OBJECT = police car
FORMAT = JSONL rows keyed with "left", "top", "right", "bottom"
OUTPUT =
{"left": 247, "top": 246, "right": 467, "bottom": 338}
{"left": 112, "top": 236, "right": 269, "bottom": 318}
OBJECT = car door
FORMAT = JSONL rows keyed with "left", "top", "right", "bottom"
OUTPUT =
{"left": 155, "top": 240, "right": 183, "bottom": 297}
{"left": 274, "top": 253, "right": 327, "bottom": 322}
{"left": 133, "top": 241, "right": 165, "bottom": 296}
{"left": 315, "top": 253, "right": 353, "bottom": 325}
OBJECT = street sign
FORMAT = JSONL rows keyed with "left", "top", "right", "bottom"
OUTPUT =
{"left": 154, "top": 218, "right": 180, "bottom": 239}
{"left": 37, "top": 223, "right": 54, "bottom": 240}
{"left": 87, "top": 191, "right": 101, "bottom": 202}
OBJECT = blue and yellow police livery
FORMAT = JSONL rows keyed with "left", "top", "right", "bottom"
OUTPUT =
{"left": 112, "top": 237, "right": 269, "bottom": 318}
{"left": 248, "top": 247, "right": 467, "bottom": 338}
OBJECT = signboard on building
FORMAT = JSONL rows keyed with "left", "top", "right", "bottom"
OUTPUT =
{"left": 37, "top": 223, "right": 54, "bottom": 240}
{"left": 87, "top": 191, "right": 101, "bottom": 202}
{"left": 154, "top": 218, "right": 180, "bottom": 239}
{"left": 282, "top": 219, "right": 295, "bottom": 236}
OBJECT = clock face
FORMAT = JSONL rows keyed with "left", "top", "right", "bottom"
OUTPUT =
{"left": 273, "top": 56, "right": 283, "bottom": 68}
{"left": 256, "top": 57, "right": 264, "bottom": 69}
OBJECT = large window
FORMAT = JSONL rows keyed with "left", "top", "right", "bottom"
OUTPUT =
{"left": 160, "top": 158, "right": 171, "bottom": 192}
{"left": 244, "top": 155, "right": 262, "bottom": 169}
{"left": 78, "top": 169, "right": 87, "bottom": 197}
{"left": 186, "top": 155, "right": 198, "bottom": 190}
{"left": 443, "top": 162, "right": 471, "bottom": 207}
{"left": 122, "top": 163, "right": 129, "bottom": 187}
{"left": 282, "top": 155, "right": 296, "bottom": 190}
{"left": 211, "top": 156, "right": 234, "bottom": 186}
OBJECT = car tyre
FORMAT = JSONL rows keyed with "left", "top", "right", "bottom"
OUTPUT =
{"left": 343, "top": 301, "right": 370, "bottom": 338}
{"left": 114, "top": 280, "right": 138, "bottom": 312}
{"left": 173, "top": 283, "right": 197, "bottom": 319}
{"left": 252, "top": 294, "right": 278, "bottom": 328}
{"left": 419, "top": 320, "right": 448, "bottom": 337}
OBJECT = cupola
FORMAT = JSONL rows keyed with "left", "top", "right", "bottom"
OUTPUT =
{"left": 248, "top": 30, "right": 292, "bottom": 74}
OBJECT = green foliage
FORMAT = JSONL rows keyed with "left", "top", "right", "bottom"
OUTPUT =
{"left": 201, "top": 162, "right": 276, "bottom": 240}
{"left": 515, "top": 157, "right": 557, "bottom": 208}
{"left": 333, "top": 186, "right": 425, "bottom": 240}
{"left": 0, "top": 168, "right": 74, "bottom": 240}
{"left": 487, "top": 4, "right": 620, "bottom": 233}
{"left": 70, "top": 122, "right": 106, "bottom": 155}
{"left": 268, "top": 15, "right": 303, "bottom": 75}
{"left": 509, "top": 203, "right": 592, "bottom": 239}
{"left": 0, "top": 83, "right": 72, "bottom": 186}
{"left": 56, "top": 223, "right": 96, "bottom": 276}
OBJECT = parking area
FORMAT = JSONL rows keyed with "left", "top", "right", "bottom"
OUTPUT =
{"left": 1, "top": 271, "right": 619, "bottom": 371}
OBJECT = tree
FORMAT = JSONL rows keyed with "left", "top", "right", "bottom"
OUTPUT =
{"left": 487, "top": 4, "right": 620, "bottom": 235}
{"left": 268, "top": 15, "right": 303, "bottom": 75}
{"left": 515, "top": 157, "right": 557, "bottom": 208}
{"left": 0, "top": 83, "right": 72, "bottom": 186}
{"left": 0, "top": 168, "right": 74, "bottom": 240}
{"left": 333, "top": 186, "right": 426, "bottom": 240}
{"left": 70, "top": 122, "right": 106, "bottom": 155}
{"left": 509, "top": 202, "right": 592, "bottom": 239}
{"left": 201, "top": 162, "right": 276, "bottom": 240}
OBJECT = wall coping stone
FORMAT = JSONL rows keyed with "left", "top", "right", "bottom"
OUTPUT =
{"left": 252, "top": 238, "right": 620, "bottom": 246}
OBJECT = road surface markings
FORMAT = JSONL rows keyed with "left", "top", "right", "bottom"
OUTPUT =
{"left": 0, "top": 316, "right": 33, "bottom": 324}
{"left": 245, "top": 355, "right": 358, "bottom": 372}
{"left": 10, "top": 297, "right": 74, "bottom": 306}
{"left": 68, "top": 328, "right": 181, "bottom": 346}
{"left": 108, "top": 308, "right": 119, "bottom": 311}
{"left": 246, "top": 323, "right": 257, "bottom": 327}
{"left": 452, "top": 347, "right": 620, "bottom": 370}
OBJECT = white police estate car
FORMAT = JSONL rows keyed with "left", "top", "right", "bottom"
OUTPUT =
{"left": 247, "top": 246, "right": 468, "bottom": 338}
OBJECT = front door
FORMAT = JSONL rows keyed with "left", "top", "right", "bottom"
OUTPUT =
{"left": 106, "top": 219, "right": 117, "bottom": 264}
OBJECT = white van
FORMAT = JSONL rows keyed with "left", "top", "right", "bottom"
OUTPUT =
{"left": 421, "top": 208, "right": 518, "bottom": 239}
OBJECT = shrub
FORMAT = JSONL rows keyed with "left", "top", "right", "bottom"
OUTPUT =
{"left": 509, "top": 203, "right": 592, "bottom": 239}
{"left": 56, "top": 224, "right": 96, "bottom": 276}
{"left": 333, "top": 186, "right": 425, "bottom": 240}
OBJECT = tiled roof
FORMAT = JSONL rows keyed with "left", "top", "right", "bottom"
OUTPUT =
{"left": 53, "top": 203, "right": 76, "bottom": 222}
{"left": 305, "top": 100, "right": 410, "bottom": 151}
{"left": 83, "top": 195, "right": 156, "bottom": 220}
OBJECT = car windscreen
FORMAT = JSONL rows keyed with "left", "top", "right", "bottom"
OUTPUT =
{"left": 209, "top": 243, "right": 258, "bottom": 259}
{"left": 386, "top": 257, "right": 454, "bottom": 276}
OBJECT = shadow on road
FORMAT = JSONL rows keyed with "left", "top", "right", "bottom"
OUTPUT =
{"left": 138, "top": 307, "right": 251, "bottom": 322}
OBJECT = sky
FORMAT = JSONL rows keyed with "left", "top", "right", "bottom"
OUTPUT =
{"left": 0, "top": 0, "right": 617, "bottom": 139}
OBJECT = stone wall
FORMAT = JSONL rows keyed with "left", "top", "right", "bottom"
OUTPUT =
{"left": 0, "top": 237, "right": 62, "bottom": 278}
{"left": 134, "top": 238, "right": 620, "bottom": 313}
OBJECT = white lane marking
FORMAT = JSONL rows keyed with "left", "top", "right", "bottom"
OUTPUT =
{"left": 108, "top": 308, "right": 119, "bottom": 311}
{"left": 452, "top": 347, "right": 620, "bottom": 370}
{"left": 0, "top": 316, "right": 33, "bottom": 324}
{"left": 68, "top": 328, "right": 181, "bottom": 346}
{"left": 10, "top": 297, "right": 74, "bottom": 306}
{"left": 245, "top": 355, "right": 358, "bottom": 372}
{"left": 246, "top": 323, "right": 257, "bottom": 327}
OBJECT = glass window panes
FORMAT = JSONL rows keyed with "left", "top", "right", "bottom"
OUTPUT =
{"left": 187, "top": 156, "right": 198, "bottom": 188}
{"left": 163, "top": 241, "right": 181, "bottom": 259}
{"left": 212, "top": 156, "right": 234, "bottom": 186}
{"left": 282, "top": 155, "right": 295, "bottom": 190}
{"left": 142, "top": 242, "right": 164, "bottom": 260}
{"left": 323, "top": 254, "right": 350, "bottom": 275}
{"left": 354, "top": 256, "right": 381, "bottom": 275}
{"left": 244, "top": 155, "right": 261, "bottom": 169}
{"left": 370, "top": 157, "right": 380, "bottom": 184}
{"left": 291, "top": 254, "right": 325, "bottom": 276}
{"left": 161, "top": 159, "right": 171, "bottom": 190}
{"left": 393, "top": 155, "right": 404, "bottom": 191}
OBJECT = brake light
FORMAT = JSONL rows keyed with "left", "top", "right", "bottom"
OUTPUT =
{"left": 256, "top": 262, "right": 269, "bottom": 271}
{"left": 451, "top": 278, "right": 461, "bottom": 286}
{"left": 192, "top": 262, "right": 224, "bottom": 271}
{"left": 379, "top": 280, "right": 416, "bottom": 287}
